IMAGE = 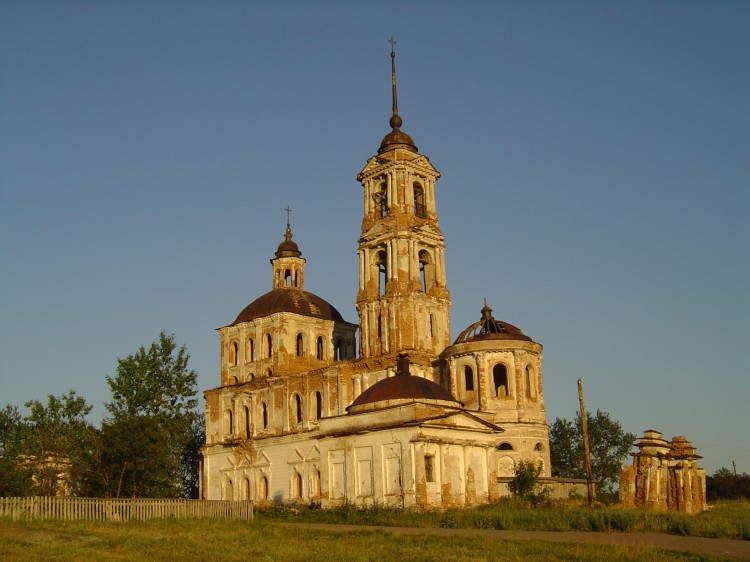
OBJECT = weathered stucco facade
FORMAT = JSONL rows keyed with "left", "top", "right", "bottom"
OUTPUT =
{"left": 620, "top": 430, "right": 707, "bottom": 514}
{"left": 200, "top": 48, "right": 552, "bottom": 508}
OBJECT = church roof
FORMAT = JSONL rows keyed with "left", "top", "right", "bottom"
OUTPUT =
{"left": 229, "top": 288, "right": 347, "bottom": 327}
{"left": 454, "top": 302, "right": 532, "bottom": 344}
{"left": 347, "top": 354, "right": 461, "bottom": 413}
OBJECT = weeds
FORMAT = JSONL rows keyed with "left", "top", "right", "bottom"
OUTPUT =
{"left": 256, "top": 499, "right": 750, "bottom": 540}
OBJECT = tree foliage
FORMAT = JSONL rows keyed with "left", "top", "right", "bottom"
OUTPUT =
{"left": 706, "top": 467, "right": 750, "bottom": 501}
{"left": 550, "top": 409, "right": 636, "bottom": 495}
{"left": 0, "top": 405, "right": 32, "bottom": 496}
{"left": 99, "top": 332, "right": 201, "bottom": 498}
{"left": 181, "top": 418, "right": 206, "bottom": 499}
{"left": 23, "top": 390, "right": 96, "bottom": 496}
{"left": 0, "top": 392, "right": 95, "bottom": 496}
{"left": 0, "top": 332, "right": 202, "bottom": 499}
{"left": 106, "top": 331, "right": 198, "bottom": 420}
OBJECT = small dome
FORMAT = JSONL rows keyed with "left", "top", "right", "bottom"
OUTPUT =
{"left": 229, "top": 288, "right": 346, "bottom": 327}
{"left": 378, "top": 127, "right": 418, "bottom": 154}
{"left": 347, "top": 354, "right": 461, "bottom": 413}
{"left": 454, "top": 302, "right": 532, "bottom": 344}
{"left": 275, "top": 225, "right": 301, "bottom": 258}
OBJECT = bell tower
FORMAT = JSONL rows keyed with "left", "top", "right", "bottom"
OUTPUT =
{"left": 356, "top": 41, "right": 451, "bottom": 358}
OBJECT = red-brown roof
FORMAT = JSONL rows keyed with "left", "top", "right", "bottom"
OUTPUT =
{"left": 347, "top": 373, "right": 460, "bottom": 412}
{"left": 228, "top": 288, "right": 347, "bottom": 327}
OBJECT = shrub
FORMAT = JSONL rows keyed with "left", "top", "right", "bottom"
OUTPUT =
{"left": 508, "top": 459, "right": 551, "bottom": 506}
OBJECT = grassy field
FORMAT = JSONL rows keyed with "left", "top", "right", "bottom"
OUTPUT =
{"left": 0, "top": 518, "right": 736, "bottom": 562}
{"left": 257, "top": 499, "right": 750, "bottom": 540}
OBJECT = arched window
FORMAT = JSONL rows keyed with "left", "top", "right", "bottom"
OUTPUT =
{"left": 311, "top": 469, "right": 321, "bottom": 498}
{"left": 526, "top": 365, "right": 536, "bottom": 398}
{"left": 335, "top": 339, "right": 344, "bottom": 361}
{"left": 493, "top": 364, "right": 508, "bottom": 397}
{"left": 418, "top": 250, "right": 435, "bottom": 292}
{"left": 258, "top": 475, "right": 268, "bottom": 500}
{"left": 464, "top": 366, "right": 474, "bottom": 391}
{"left": 266, "top": 333, "right": 272, "bottom": 357}
{"left": 293, "top": 394, "right": 302, "bottom": 424}
{"left": 261, "top": 402, "right": 268, "bottom": 429}
{"left": 314, "top": 391, "right": 322, "bottom": 420}
{"left": 241, "top": 477, "right": 251, "bottom": 500}
{"left": 296, "top": 333, "right": 303, "bottom": 357}
{"left": 243, "top": 405, "right": 251, "bottom": 438}
{"left": 246, "top": 337, "right": 254, "bottom": 362}
{"left": 413, "top": 182, "right": 425, "bottom": 217}
{"left": 292, "top": 471, "right": 303, "bottom": 498}
{"left": 224, "top": 408, "right": 233, "bottom": 436}
{"left": 316, "top": 336, "right": 324, "bottom": 360}
{"left": 230, "top": 341, "right": 238, "bottom": 366}
{"left": 534, "top": 442, "right": 544, "bottom": 452}
{"left": 498, "top": 442, "right": 514, "bottom": 451}
{"left": 284, "top": 268, "right": 292, "bottom": 287}
{"left": 429, "top": 314, "right": 435, "bottom": 338}
{"left": 375, "top": 249, "right": 387, "bottom": 296}
{"left": 224, "top": 479, "right": 233, "bottom": 500}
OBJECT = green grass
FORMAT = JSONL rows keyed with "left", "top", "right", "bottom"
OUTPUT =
{"left": 0, "top": 518, "right": 733, "bottom": 562}
{"left": 257, "top": 499, "right": 750, "bottom": 540}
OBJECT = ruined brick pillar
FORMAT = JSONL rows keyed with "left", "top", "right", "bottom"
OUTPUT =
{"left": 620, "top": 430, "right": 706, "bottom": 513}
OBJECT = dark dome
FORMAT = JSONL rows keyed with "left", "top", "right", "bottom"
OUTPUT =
{"left": 454, "top": 303, "right": 532, "bottom": 344}
{"left": 229, "top": 288, "right": 346, "bottom": 326}
{"left": 379, "top": 127, "right": 418, "bottom": 154}
{"left": 275, "top": 225, "right": 301, "bottom": 258}
{"left": 347, "top": 354, "right": 460, "bottom": 412}
{"left": 275, "top": 238, "right": 300, "bottom": 257}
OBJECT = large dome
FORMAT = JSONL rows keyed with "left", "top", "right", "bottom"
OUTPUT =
{"left": 454, "top": 303, "right": 532, "bottom": 344}
{"left": 228, "top": 288, "right": 346, "bottom": 327}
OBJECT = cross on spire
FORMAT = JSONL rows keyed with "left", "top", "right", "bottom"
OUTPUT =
{"left": 388, "top": 36, "right": 396, "bottom": 52}
{"left": 284, "top": 206, "right": 293, "bottom": 228}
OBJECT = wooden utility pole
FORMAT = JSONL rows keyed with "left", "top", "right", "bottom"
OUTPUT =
{"left": 578, "top": 378, "right": 595, "bottom": 511}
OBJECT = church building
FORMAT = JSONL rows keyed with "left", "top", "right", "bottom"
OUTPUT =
{"left": 200, "top": 47, "right": 551, "bottom": 508}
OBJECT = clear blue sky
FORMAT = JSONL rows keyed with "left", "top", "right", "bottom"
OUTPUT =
{"left": 1, "top": 1, "right": 748, "bottom": 475}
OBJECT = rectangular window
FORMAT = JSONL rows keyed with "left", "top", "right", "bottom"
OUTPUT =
{"left": 424, "top": 455, "right": 435, "bottom": 483}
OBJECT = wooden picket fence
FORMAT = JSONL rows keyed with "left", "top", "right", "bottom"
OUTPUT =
{"left": 0, "top": 496, "right": 253, "bottom": 522}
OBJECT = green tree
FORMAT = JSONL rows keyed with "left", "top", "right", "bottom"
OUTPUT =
{"left": 21, "top": 391, "right": 96, "bottom": 496}
{"left": 100, "top": 332, "right": 200, "bottom": 498}
{"left": 706, "top": 467, "right": 750, "bottom": 501}
{"left": 180, "top": 418, "right": 205, "bottom": 499}
{"left": 550, "top": 409, "right": 636, "bottom": 496}
{"left": 0, "top": 404, "right": 32, "bottom": 496}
